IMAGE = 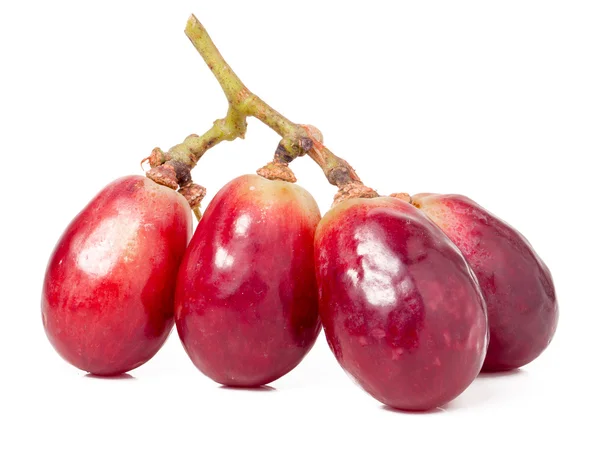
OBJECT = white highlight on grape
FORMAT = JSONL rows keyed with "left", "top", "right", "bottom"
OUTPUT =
{"left": 76, "top": 214, "right": 141, "bottom": 277}
{"left": 215, "top": 247, "right": 234, "bottom": 269}
{"left": 234, "top": 214, "right": 251, "bottom": 237}
{"left": 355, "top": 226, "right": 403, "bottom": 307}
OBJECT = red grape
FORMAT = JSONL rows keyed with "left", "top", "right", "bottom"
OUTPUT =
{"left": 315, "top": 197, "right": 488, "bottom": 410}
{"left": 42, "top": 176, "right": 192, "bottom": 375}
{"left": 175, "top": 175, "right": 321, "bottom": 386}
{"left": 413, "top": 194, "right": 558, "bottom": 371}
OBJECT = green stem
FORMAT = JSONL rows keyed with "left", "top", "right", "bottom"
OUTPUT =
{"left": 160, "top": 14, "right": 371, "bottom": 194}
{"left": 184, "top": 16, "right": 248, "bottom": 106}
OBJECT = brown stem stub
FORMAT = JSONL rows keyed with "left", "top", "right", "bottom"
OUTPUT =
{"left": 179, "top": 182, "right": 207, "bottom": 209}
{"left": 257, "top": 161, "right": 297, "bottom": 183}
{"left": 146, "top": 164, "right": 178, "bottom": 190}
{"left": 149, "top": 147, "right": 167, "bottom": 168}
{"left": 141, "top": 147, "right": 167, "bottom": 171}
{"left": 145, "top": 157, "right": 194, "bottom": 192}
{"left": 390, "top": 192, "right": 412, "bottom": 203}
{"left": 333, "top": 182, "right": 378, "bottom": 206}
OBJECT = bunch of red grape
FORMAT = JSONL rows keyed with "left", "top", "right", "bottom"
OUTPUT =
{"left": 41, "top": 15, "right": 558, "bottom": 412}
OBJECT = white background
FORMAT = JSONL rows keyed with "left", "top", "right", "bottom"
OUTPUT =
{"left": 1, "top": 1, "right": 598, "bottom": 448}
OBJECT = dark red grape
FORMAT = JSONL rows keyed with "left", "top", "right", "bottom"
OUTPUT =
{"left": 413, "top": 194, "right": 558, "bottom": 371}
{"left": 315, "top": 197, "right": 488, "bottom": 410}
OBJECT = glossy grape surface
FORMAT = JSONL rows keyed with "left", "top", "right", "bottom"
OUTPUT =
{"left": 413, "top": 194, "right": 558, "bottom": 371}
{"left": 42, "top": 176, "right": 192, "bottom": 375}
{"left": 175, "top": 175, "right": 321, "bottom": 386}
{"left": 315, "top": 197, "right": 488, "bottom": 410}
